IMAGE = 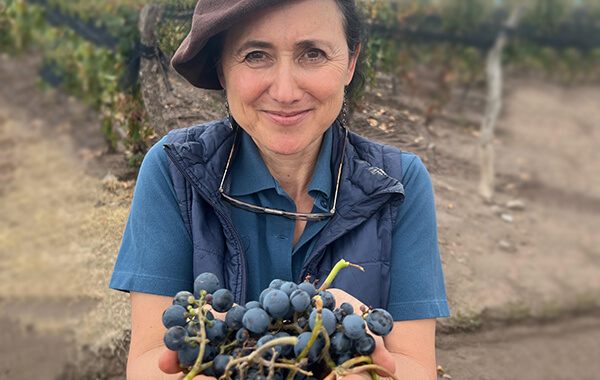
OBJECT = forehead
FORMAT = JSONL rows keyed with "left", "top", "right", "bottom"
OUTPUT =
{"left": 223, "top": 0, "right": 345, "bottom": 50}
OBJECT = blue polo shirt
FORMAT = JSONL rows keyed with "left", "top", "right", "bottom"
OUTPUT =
{"left": 228, "top": 128, "right": 333, "bottom": 299}
{"left": 109, "top": 127, "right": 450, "bottom": 321}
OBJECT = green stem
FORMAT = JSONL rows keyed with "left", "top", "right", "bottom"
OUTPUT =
{"left": 184, "top": 315, "right": 209, "bottom": 380}
{"left": 339, "top": 355, "right": 372, "bottom": 369}
{"left": 296, "top": 296, "right": 323, "bottom": 362}
{"left": 317, "top": 259, "right": 364, "bottom": 293}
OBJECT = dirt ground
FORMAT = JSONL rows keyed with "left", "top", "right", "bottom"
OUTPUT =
{"left": 0, "top": 53, "right": 599, "bottom": 380}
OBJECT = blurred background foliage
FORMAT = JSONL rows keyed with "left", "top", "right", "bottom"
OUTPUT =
{"left": 1, "top": 0, "right": 598, "bottom": 166}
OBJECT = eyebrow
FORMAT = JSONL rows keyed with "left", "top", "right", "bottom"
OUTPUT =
{"left": 295, "top": 39, "right": 336, "bottom": 52}
{"left": 233, "top": 39, "right": 337, "bottom": 56}
{"left": 234, "top": 40, "right": 274, "bottom": 57}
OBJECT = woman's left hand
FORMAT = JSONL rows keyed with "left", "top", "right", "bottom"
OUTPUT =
{"left": 326, "top": 289, "right": 396, "bottom": 378}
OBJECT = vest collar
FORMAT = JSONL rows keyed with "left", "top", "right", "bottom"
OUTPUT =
{"left": 164, "top": 118, "right": 405, "bottom": 216}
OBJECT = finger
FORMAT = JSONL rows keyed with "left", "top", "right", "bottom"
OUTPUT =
{"left": 158, "top": 348, "right": 183, "bottom": 374}
{"left": 370, "top": 335, "right": 396, "bottom": 376}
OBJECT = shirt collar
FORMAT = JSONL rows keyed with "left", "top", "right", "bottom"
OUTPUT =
{"left": 227, "top": 127, "right": 333, "bottom": 202}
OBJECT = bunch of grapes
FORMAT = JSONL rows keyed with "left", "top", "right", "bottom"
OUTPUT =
{"left": 162, "top": 260, "right": 395, "bottom": 380}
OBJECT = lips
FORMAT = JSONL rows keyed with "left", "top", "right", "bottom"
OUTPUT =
{"left": 263, "top": 109, "right": 311, "bottom": 126}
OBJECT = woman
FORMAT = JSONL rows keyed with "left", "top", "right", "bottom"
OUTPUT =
{"left": 109, "top": 0, "right": 450, "bottom": 378}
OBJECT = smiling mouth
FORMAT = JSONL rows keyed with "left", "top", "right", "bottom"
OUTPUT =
{"left": 263, "top": 110, "right": 311, "bottom": 125}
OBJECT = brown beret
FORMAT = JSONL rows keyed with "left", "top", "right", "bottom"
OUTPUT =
{"left": 171, "top": 0, "right": 288, "bottom": 89}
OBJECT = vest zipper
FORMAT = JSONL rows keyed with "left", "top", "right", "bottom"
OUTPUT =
{"left": 163, "top": 146, "right": 248, "bottom": 303}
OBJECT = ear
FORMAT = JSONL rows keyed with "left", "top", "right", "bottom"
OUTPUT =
{"left": 346, "top": 42, "right": 361, "bottom": 86}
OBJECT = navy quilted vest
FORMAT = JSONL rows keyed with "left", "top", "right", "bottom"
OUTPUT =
{"left": 163, "top": 118, "right": 405, "bottom": 308}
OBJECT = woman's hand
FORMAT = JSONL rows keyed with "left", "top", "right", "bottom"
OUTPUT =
{"left": 326, "top": 288, "right": 436, "bottom": 380}
{"left": 326, "top": 288, "right": 396, "bottom": 378}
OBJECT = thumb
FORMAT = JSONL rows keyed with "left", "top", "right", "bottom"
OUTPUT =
{"left": 158, "top": 348, "right": 183, "bottom": 374}
{"left": 370, "top": 336, "right": 396, "bottom": 377}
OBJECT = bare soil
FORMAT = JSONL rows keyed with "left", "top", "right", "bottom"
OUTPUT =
{"left": 0, "top": 52, "right": 598, "bottom": 380}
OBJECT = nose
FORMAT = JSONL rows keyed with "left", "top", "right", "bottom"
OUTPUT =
{"left": 268, "top": 61, "right": 303, "bottom": 105}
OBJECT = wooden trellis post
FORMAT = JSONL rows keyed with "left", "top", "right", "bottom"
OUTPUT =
{"left": 479, "top": 6, "right": 524, "bottom": 201}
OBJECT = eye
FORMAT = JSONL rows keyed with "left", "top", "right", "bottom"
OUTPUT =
{"left": 245, "top": 51, "right": 267, "bottom": 62}
{"left": 304, "top": 49, "right": 326, "bottom": 61}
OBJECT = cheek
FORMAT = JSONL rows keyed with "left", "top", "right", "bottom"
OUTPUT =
{"left": 227, "top": 70, "right": 267, "bottom": 110}
{"left": 301, "top": 67, "right": 348, "bottom": 102}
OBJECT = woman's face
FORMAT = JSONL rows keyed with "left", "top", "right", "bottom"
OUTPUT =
{"left": 219, "top": 0, "right": 359, "bottom": 158}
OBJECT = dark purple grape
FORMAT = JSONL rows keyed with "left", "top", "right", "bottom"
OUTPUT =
{"left": 206, "top": 319, "right": 228, "bottom": 344}
{"left": 263, "top": 289, "right": 290, "bottom": 318}
{"left": 173, "top": 291, "right": 195, "bottom": 309}
{"left": 162, "top": 305, "right": 187, "bottom": 328}
{"left": 225, "top": 305, "right": 247, "bottom": 330}
{"left": 259, "top": 288, "right": 272, "bottom": 306}
{"left": 317, "top": 291, "right": 336, "bottom": 310}
{"left": 205, "top": 310, "right": 214, "bottom": 320}
{"left": 213, "top": 354, "right": 232, "bottom": 378}
{"left": 203, "top": 343, "right": 219, "bottom": 362}
{"left": 366, "top": 308, "right": 394, "bottom": 336}
{"left": 242, "top": 307, "right": 270, "bottom": 334}
{"left": 309, "top": 308, "right": 336, "bottom": 335}
{"left": 334, "top": 351, "right": 354, "bottom": 366}
{"left": 274, "top": 331, "right": 294, "bottom": 357}
{"left": 298, "top": 282, "right": 316, "bottom": 298}
{"left": 203, "top": 366, "right": 215, "bottom": 377}
{"left": 194, "top": 272, "right": 220, "bottom": 296}
{"left": 257, "top": 334, "right": 276, "bottom": 359}
{"left": 342, "top": 314, "right": 366, "bottom": 340}
{"left": 355, "top": 334, "right": 376, "bottom": 355}
{"left": 280, "top": 282, "right": 298, "bottom": 296}
{"left": 178, "top": 344, "right": 199, "bottom": 367}
{"left": 297, "top": 315, "right": 309, "bottom": 329}
{"left": 290, "top": 289, "right": 311, "bottom": 312}
{"left": 340, "top": 302, "right": 354, "bottom": 316}
{"left": 269, "top": 279, "right": 285, "bottom": 290}
{"left": 294, "top": 332, "right": 324, "bottom": 365}
{"left": 185, "top": 321, "right": 200, "bottom": 337}
{"left": 245, "top": 300, "right": 261, "bottom": 309}
{"left": 333, "top": 308, "right": 344, "bottom": 324}
{"left": 235, "top": 327, "right": 250, "bottom": 344}
{"left": 330, "top": 330, "right": 353, "bottom": 354}
{"left": 163, "top": 326, "right": 188, "bottom": 351}
{"left": 212, "top": 288, "right": 234, "bottom": 312}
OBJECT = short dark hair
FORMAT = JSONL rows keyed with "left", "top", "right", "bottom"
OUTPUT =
{"left": 334, "top": 0, "right": 368, "bottom": 106}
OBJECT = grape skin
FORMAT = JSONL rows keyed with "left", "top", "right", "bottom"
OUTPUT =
{"left": 366, "top": 308, "right": 394, "bottom": 336}
{"left": 212, "top": 288, "right": 234, "bottom": 312}
{"left": 309, "top": 308, "right": 337, "bottom": 335}
{"left": 355, "top": 334, "right": 376, "bottom": 356}
{"left": 225, "top": 305, "right": 247, "bottom": 330}
{"left": 280, "top": 281, "right": 298, "bottom": 296}
{"left": 342, "top": 314, "right": 366, "bottom": 340}
{"left": 330, "top": 330, "right": 353, "bottom": 354}
{"left": 290, "top": 289, "right": 311, "bottom": 312}
{"left": 262, "top": 289, "right": 290, "bottom": 318}
{"left": 317, "top": 291, "right": 336, "bottom": 311}
{"left": 164, "top": 326, "right": 188, "bottom": 351}
{"left": 298, "top": 282, "right": 316, "bottom": 298}
{"left": 194, "top": 272, "right": 220, "bottom": 296}
{"left": 162, "top": 304, "right": 187, "bottom": 328}
{"left": 206, "top": 319, "right": 228, "bottom": 344}
{"left": 242, "top": 307, "right": 270, "bottom": 334}
{"left": 173, "top": 290, "right": 195, "bottom": 309}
